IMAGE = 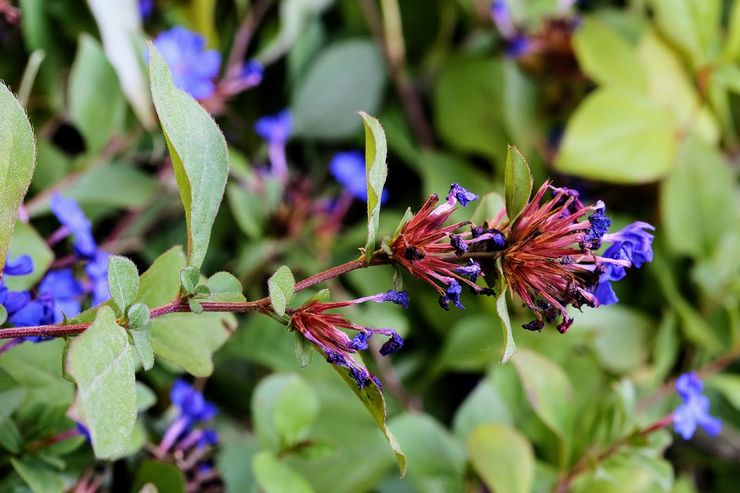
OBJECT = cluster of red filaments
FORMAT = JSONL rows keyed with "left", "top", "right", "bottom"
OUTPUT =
{"left": 389, "top": 184, "right": 487, "bottom": 310}
{"left": 498, "top": 181, "right": 628, "bottom": 333}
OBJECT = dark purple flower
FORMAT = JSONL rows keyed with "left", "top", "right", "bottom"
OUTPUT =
{"left": 439, "top": 279, "right": 464, "bottom": 310}
{"left": 349, "top": 367, "right": 372, "bottom": 389}
{"left": 139, "top": 0, "right": 154, "bottom": 19}
{"left": 450, "top": 234, "right": 468, "bottom": 255}
{"left": 379, "top": 332, "right": 404, "bottom": 356}
{"left": 85, "top": 251, "right": 110, "bottom": 306}
{"left": 583, "top": 206, "right": 611, "bottom": 248}
{"left": 447, "top": 184, "right": 478, "bottom": 207}
{"left": 240, "top": 60, "right": 263, "bottom": 87}
{"left": 455, "top": 259, "right": 482, "bottom": 283}
{"left": 673, "top": 372, "right": 722, "bottom": 440}
{"left": 153, "top": 27, "right": 221, "bottom": 99}
{"left": 349, "top": 330, "right": 372, "bottom": 351}
{"left": 329, "top": 151, "right": 388, "bottom": 203}
{"left": 506, "top": 35, "right": 531, "bottom": 58}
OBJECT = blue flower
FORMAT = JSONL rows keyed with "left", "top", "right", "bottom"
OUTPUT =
{"left": 171, "top": 379, "right": 217, "bottom": 425}
{"left": 450, "top": 234, "right": 468, "bottom": 255}
{"left": 439, "top": 279, "right": 464, "bottom": 310}
{"left": 349, "top": 330, "right": 372, "bottom": 351}
{"left": 0, "top": 287, "right": 31, "bottom": 315}
{"left": 139, "top": 0, "right": 154, "bottom": 19}
{"left": 325, "top": 350, "right": 348, "bottom": 366}
{"left": 506, "top": 35, "right": 531, "bottom": 58}
{"left": 50, "top": 193, "right": 98, "bottom": 259}
{"left": 604, "top": 221, "right": 654, "bottom": 268}
{"left": 329, "top": 151, "right": 389, "bottom": 203}
{"left": 255, "top": 110, "right": 292, "bottom": 144}
{"left": 455, "top": 259, "right": 482, "bottom": 283}
{"left": 9, "top": 294, "right": 55, "bottom": 327}
{"left": 153, "top": 27, "right": 221, "bottom": 99}
{"left": 447, "top": 184, "right": 478, "bottom": 207}
{"left": 379, "top": 332, "right": 404, "bottom": 356}
{"left": 241, "top": 60, "right": 263, "bottom": 86}
{"left": 349, "top": 367, "right": 372, "bottom": 389}
{"left": 198, "top": 428, "right": 219, "bottom": 449}
{"left": 38, "top": 269, "right": 84, "bottom": 322}
{"left": 376, "top": 290, "right": 409, "bottom": 308}
{"left": 85, "top": 251, "right": 110, "bottom": 306}
{"left": 4, "top": 255, "right": 33, "bottom": 276}
{"left": 673, "top": 372, "right": 722, "bottom": 440}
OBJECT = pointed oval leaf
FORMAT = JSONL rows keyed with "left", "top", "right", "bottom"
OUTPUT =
{"left": 252, "top": 451, "right": 315, "bottom": 493}
{"left": 108, "top": 255, "right": 140, "bottom": 314}
{"left": 360, "top": 112, "right": 388, "bottom": 260}
{"left": 267, "top": 266, "right": 295, "bottom": 317}
{"left": 503, "top": 145, "right": 532, "bottom": 223}
{"left": 467, "top": 424, "right": 535, "bottom": 493}
{"left": 66, "top": 306, "right": 137, "bottom": 459}
{"left": 149, "top": 44, "right": 229, "bottom": 270}
{"left": 0, "top": 83, "right": 36, "bottom": 276}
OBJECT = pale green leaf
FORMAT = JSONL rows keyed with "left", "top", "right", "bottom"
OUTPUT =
{"left": 258, "top": 0, "right": 333, "bottom": 64}
{"left": 291, "top": 40, "right": 385, "bottom": 139}
{"left": 503, "top": 145, "right": 532, "bottom": 223}
{"left": 511, "top": 349, "right": 575, "bottom": 466}
{"left": 252, "top": 451, "right": 315, "bottom": 493}
{"left": 649, "top": 0, "right": 721, "bottom": 69}
{"left": 389, "top": 413, "right": 466, "bottom": 492}
{"left": 108, "top": 255, "right": 140, "bottom": 314}
{"left": 495, "top": 262, "right": 517, "bottom": 364}
{"left": 453, "top": 377, "right": 512, "bottom": 440}
{"left": 468, "top": 424, "right": 535, "bottom": 493}
{"left": 707, "top": 374, "right": 740, "bottom": 411}
{"left": 205, "top": 271, "right": 246, "bottom": 302}
{"left": 67, "top": 306, "right": 137, "bottom": 459}
{"left": 252, "top": 373, "right": 320, "bottom": 449}
{"left": 471, "top": 192, "right": 507, "bottom": 226}
{"left": 150, "top": 312, "right": 235, "bottom": 377}
{"left": 136, "top": 246, "right": 186, "bottom": 307}
{"left": 68, "top": 34, "right": 126, "bottom": 153}
{"left": 360, "top": 112, "right": 388, "bottom": 260}
{"left": 87, "top": 0, "right": 154, "bottom": 128}
{"left": 435, "top": 315, "right": 502, "bottom": 373}
{"left": 131, "top": 326, "right": 154, "bottom": 371}
{"left": 268, "top": 266, "right": 295, "bottom": 317}
{"left": 555, "top": 88, "right": 676, "bottom": 183}
{"left": 149, "top": 44, "right": 229, "bottom": 270}
{"left": 573, "top": 17, "right": 646, "bottom": 91}
{"left": 0, "top": 82, "right": 36, "bottom": 276}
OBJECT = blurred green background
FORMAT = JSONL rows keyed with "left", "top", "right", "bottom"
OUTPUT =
{"left": 0, "top": 0, "right": 739, "bottom": 492}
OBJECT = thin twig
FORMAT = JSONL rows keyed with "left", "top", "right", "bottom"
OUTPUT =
{"left": 225, "top": 0, "right": 275, "bottom": 77}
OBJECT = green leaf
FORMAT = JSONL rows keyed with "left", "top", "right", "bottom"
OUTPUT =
{"left": 471, "top": 192, "right": 507, "bottom": 226}
{"left": 252, "top": 373, "right": 320, "bottom": 449}
{"left": 4, "top": 221, "right": 54, "bottom": 291}
{"left": 179, "top": 265, "right": 200, "bottom": 295}
{"left": 453, "top": 377, "right": 512, "bottom": 440}
{"left": 0, "top": 304, "right": 6, "bottom": 325}
{"left": 258, "top": 0, "right": 333, "bottom": 64}
{"left": 86, "top": 0, "right": 154, "bottom": 127}
{"left": 132, "top": 460, "right": 186, "bottom": 493}
{"left": 468, "top": 424, "right": 535, "bottom": 493}
{"left": 503, "top": 145, "right": 532, "bottom": 223}
{"left": 10, "top": 458, "right": 65, "bottom": 493}
{"left": 0, "top": 370, "right": 26, "bottom": 423}
{"left": 291, "top": 40, "right": 386, "bottom": 139}
{"left": 572, "top": 17, "right": 646, "bottom": 91}
{"left": 68, "top": 33, "right": 126, "bottom": 153}
{"left": 127, "top": 303, "right": 151, "bottom": 330}
{"left": 330, "top": 364, "right": 407, "bottom": 476}
{"left": 150, "top": 312, "right": 235, "bottom": 377}
{"left": 433, "top": 55, "right": 507, "bottom": 160}
{"left": 66, "top": 306, "right": 137, "bottom": 459}
{"left": 360, "top": 112, "right": 388, "bottom": 260}
{"left": 707, "top": 374, "right": 740, "bottom": 411}
{"left": 294, "top": 333, "right": 313, "bottom": 368}
{"left": 649, "top": 0, "right": 720, "bottom": 70}
{"left": 0, "top": 82, "right": 36, "bottom": 276}
{"left": 511, "top": 350, "right": 575, "bottom": 466}
{"left": 495, "top": 262, "right": 517, "bottom": 364}
{"left": 389, "top": 413, "right": 466, "bottom": 492}
{"left": 268, "top": 266, "right": 295, "bottom": 317}
{"left": 205, "top": 271, "right": 246, "bottom": 302}
{"left": 149, "top": 43, "right": 229, "bottom": 270}
{"left": 108, "top": 255, "right": 140, "bottom": 314}
{"left": 131, "top": 327, "right": 154, "bottom": 371}
{"left": 555, "top": 88, "right": 676, "bottom": 183}
{"left": 135, "top": 382, "right": 157, "bottom": 412}
{"left": 136, "top": 246, "right": 186, "bottom": 307}
{"left": 435, "top": 315, "right": 502, "bottom": 373}
{"left": 252, "top": 450, "right": 315, "bottom": 493}
{"left": 660, "top": 134, "right": 735, "bottom": 258}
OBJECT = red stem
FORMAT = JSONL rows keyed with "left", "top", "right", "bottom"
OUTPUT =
{"left": 0, "top": 257, "right": 387, "bottom": 340}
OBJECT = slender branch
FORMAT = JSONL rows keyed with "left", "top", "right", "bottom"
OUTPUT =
{"left": 552, "top": 415, "right": 674, "bottom": 493}
{"left": 225, "top": 0, "right": 275, "bottom": 77}
{"left": 0, "top": 256, "right": 390, "bottom": 340}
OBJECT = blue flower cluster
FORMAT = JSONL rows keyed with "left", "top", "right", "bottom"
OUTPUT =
{"left": 0, "top": 195, "right": 108, "bottom": 335}
{"left": 170, "top": 379, "right": 218, "bottom": 427}
{"left": 329, "top": 151, "right": 389, "bottom": 204}
{"left": 153, "top": 27, "right": 221, "bottom": 99}
{"left": 594, "top": 221, "right": 654, "bottom": 305}
{"left": 255, "top": 110, "right": 292, "bottom": 144}
{"left": 673, "top": 372, "right": 722, "bottom": 440}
